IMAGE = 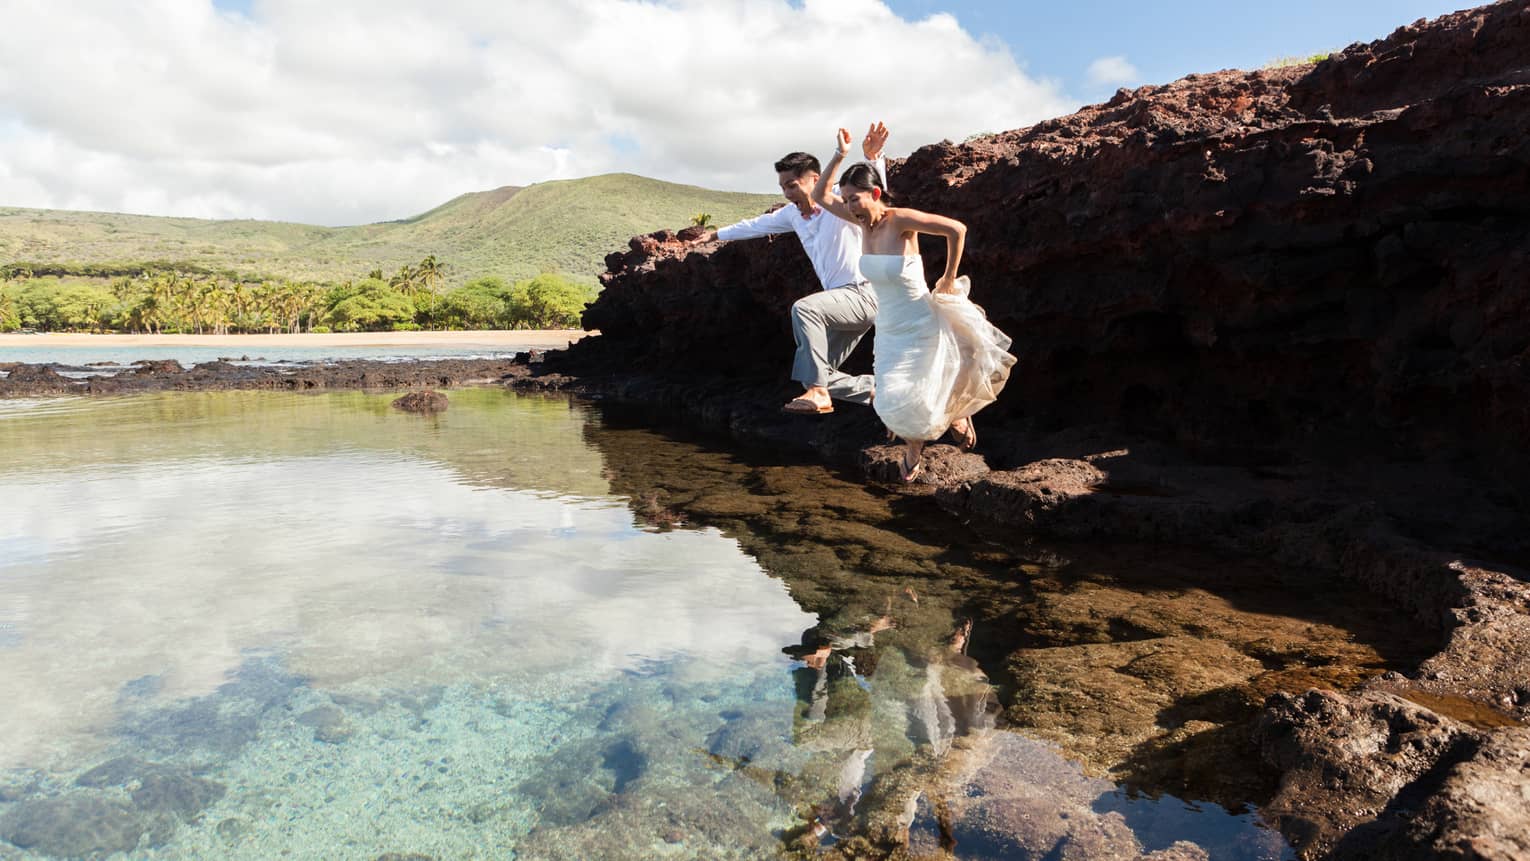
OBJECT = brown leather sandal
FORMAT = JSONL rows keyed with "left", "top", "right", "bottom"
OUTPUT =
{"left": 782, "top": 397, "right": 833, "bottom": 415}
{"left": 900, "top": 450, "right": 925, "bottom": 483}
{"left": 950, "top": 417, "right": 977, "bottom": 451}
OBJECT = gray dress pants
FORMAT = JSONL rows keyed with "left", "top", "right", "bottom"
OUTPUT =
{"left": 790, "top": 282, "right": 878, "bottom": 405}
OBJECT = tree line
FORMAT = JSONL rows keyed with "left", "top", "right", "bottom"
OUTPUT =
{"left": 0, "top": 256, "right": 596, "bottom": 333}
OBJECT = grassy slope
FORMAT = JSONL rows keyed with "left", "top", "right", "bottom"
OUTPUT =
{"left": 0, "top": 173, "right": 777, "bottom": 285}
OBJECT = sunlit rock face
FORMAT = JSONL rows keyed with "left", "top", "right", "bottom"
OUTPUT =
{"left": 557, "top": 4, "right": 1530, "bottom": 857}
{"left": 577, "top": 1, "right": 1530, "bottom": 489}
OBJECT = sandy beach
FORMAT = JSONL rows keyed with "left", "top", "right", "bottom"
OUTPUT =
{"left": 0, "top": 330, "right": 595, "bottom": 348}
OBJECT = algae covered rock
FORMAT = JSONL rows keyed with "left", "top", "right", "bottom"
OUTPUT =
{"left": 392, "top": 390, "right": 450, "bottom": 413}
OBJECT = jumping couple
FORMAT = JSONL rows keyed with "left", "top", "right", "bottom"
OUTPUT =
{"left": 708, "top": 123, "right": 1016, "bottom": 481}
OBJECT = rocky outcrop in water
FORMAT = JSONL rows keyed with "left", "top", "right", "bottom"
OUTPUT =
{"left": 0, "top": 357, "right": 529, "bottom": 397}
{"left": 392, "top": 390, "right": 450, "bottom": 413}
{"left": 527, "top": 3, "right": 1530, "bottom": 857}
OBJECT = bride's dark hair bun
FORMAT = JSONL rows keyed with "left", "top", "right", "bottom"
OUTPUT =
{"left": 839, "top": 162, "right": 890, "bottom": 204}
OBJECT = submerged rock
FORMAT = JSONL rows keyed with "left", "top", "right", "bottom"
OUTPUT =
{"left": 296, "top": 705, "right": 356, "bottom": 744}
{"left": 0, "top": 793, "right": 174, "bottom": 858}
{"left": 392, "top": 390, "right": 450, "bottom": 413}
{"left": 130, "top": 772, "right": 225, "bottom": 821}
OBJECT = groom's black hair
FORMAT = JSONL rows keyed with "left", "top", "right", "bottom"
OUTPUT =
{"left": 774, "top": 152, "right": 821, "bottom": 178}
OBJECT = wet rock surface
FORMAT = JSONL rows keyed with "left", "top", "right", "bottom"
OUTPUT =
{"left": 579, "top": 415, "right": 1441, "bottom": 858}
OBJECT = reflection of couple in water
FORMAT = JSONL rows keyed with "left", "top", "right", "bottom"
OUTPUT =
{"left": 789, "top": 608, "right": 994, "bottom": 851}
{"left": 706, "top": 122, "right": 1016, "bottom": 481}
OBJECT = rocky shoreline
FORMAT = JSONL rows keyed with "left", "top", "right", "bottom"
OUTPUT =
{"left": 0, "top": 356, "right": 534, "bottom": 397}
{"left": 513, "top": 3, "right": 1530, "bottom": 857}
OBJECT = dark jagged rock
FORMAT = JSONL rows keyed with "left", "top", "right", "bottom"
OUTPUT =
{"left": 131, "top": 359, "right": 185, "bottom": 376}
{"left": 562, "top": 1, "right": 1530, "bottom": 494}
{"left": 0, "top": 363, "right": 71, "bottom": 394}
{"left": 0, "top": 357, "right": 531, "bottom": 397}
{"left": 522, "top": 3, "right": 1530, "bottom": 857}
{"left": 1255, "top": 690, "right": 1477, "bottom": 856}
{"left": 391, "top": 390, "right": 450, "bottom": 413}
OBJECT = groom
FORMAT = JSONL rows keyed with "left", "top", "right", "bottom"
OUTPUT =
{"left": 706, "top": 123, "right": 888, "bottom": 414}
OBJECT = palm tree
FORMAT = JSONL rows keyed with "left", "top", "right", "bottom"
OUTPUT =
{"left": 298, "top": 282, "right": 325, "bottom": 332}
{"left": 254, "top": 281, "right": 284, "bottom": 333}
{"left": 416, "top": 255, "right": 446, "bottom": 292}
{"left": 390, "top": 264, "right": 419, "bottom": 295}
{"left": 135, "top": 293, "right": 165, "bottom": 335}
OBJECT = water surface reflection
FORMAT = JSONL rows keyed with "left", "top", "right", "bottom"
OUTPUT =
{"left": 0, "top": 390, "right": 1415, "bottom": 859}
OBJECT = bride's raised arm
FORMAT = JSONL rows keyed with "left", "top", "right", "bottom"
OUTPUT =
{"left": 897, "top": 209, "right": 968, "bottom": 294}
{"left": 809, "top": 128, "right": 860, "bottom": 224}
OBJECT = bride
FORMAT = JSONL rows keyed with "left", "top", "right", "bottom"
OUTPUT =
{"left": 811, "top": 127, "right": 1016, "bottom": 481}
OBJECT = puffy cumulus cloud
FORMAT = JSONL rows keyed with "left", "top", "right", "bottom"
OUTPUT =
{"left": 1085, "top": 55, "right": 1141, "bottom": 88}
{"left": 0, "top": 0, "right": 1074, "bottom": 225}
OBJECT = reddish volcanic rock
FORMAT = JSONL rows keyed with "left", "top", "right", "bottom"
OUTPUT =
{"left": 575, "top": 1, "right": 1530, "bottom": 493}
{"left": 545, "top": 4, "right": 1530, "bottom": 857}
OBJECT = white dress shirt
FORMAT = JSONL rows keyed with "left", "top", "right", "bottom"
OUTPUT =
{"left": 717, "top": 158, "right": 887, "bottom": 291}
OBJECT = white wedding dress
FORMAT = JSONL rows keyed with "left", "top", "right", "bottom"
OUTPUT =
{"left": 863, "top": 254, "right": 1017, "bottom": 441}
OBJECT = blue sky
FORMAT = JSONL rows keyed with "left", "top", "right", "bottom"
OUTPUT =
{"left": 884, "top": 0, "right": 1474, "bottom": 101}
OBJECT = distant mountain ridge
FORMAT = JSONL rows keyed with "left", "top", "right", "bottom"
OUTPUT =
{"left": 0, "top": 173, "right": 779, "bottom": 286}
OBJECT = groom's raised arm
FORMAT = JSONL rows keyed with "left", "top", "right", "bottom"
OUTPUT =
{"left": 862, "top": 121, "right": 890, "bottom": 192}
{"left": 715, "top": 205, "right": 797, "bottom": 241}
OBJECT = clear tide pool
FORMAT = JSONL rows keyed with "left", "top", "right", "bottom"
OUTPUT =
{"left": 0, "top": 389, "right": 1397, "bottom": 859}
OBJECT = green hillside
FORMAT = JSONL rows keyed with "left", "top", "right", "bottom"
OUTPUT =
{"left": 0, "top": 173, "right": 778, "bottom": 286}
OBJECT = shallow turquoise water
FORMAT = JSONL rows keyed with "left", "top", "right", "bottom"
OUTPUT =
{"left": 0, "top": 390, "right": 1310, "bottom": 860}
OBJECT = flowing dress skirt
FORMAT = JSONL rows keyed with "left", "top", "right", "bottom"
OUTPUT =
{"left": 862, "top": 254, "right": 1016, "bottom": 441}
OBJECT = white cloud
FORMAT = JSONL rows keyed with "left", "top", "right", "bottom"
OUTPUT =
{"left": 1085, "top": 55, "right": 1141, "bottom": 88}
{"left": 0, "top": 0, "right": 1074, "bottom": 225}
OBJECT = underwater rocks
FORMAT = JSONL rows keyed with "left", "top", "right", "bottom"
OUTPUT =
{"left": 0, "top": 357, "right": 531, "bottom": 397}
{"left": 391, "top": 389, "right": 450, "bottom": 413}
{"left": 296, "top": 705, "right": 357, "bottom": 744}
{"left": 0, "top": 793, "right": 171, "bottom": 859}
{"left": 518, "top": 360, "right": 1530, "bottom": 857}
{"left": 1, "top": 757, "right": 226, "bottom": 859}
